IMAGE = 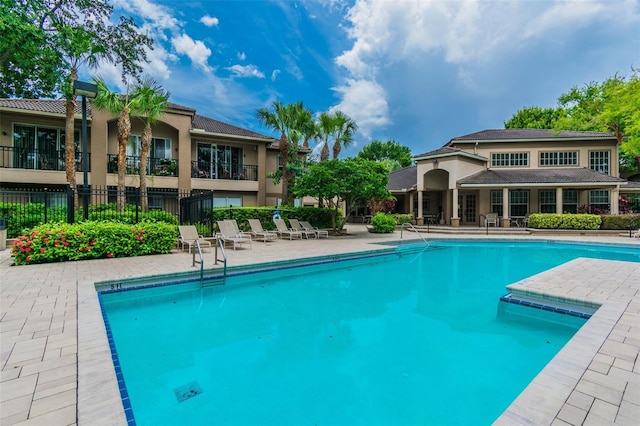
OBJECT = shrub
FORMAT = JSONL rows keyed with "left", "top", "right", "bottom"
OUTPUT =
{"left": 370, "top": 213, "right": 396, "bottom": 233}
{"left": 528, "top": 213, "right": 601, "bottom": 230}
{"left": 391, "top": 213, "right": 413, "bottom": 225}
{"left": 10, "top": 221, "right": 177, "bottom": 265}
{"left": 210, "top": 206, "right": 339, "bottom": 232}
{"left": 599, "top": 214, "right": 640, "bottom": 230}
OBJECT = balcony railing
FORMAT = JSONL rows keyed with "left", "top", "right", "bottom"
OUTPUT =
{"left": 191, "top": 161, "right": 258, "bottom": 181}
{"left": 107, "top": 155, "right": 178, "bottom": 177}
{"left": 0, "top": 146, "right": 89, "bottom": 172}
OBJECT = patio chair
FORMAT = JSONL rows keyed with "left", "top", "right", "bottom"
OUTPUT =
{"left": 485, "top": 213, "right": 499, "bottom": 227}
{"left": 273, "top": 218, "right": 303, "bottom": 240}
{"left": 299, "top": 220, "right": 329, "bottom": 239}
{"left": 178, "top": 225, "right": 213, "bottom": 254}
{"left": 288, "top": 219, "right": 316, "bottom": 239}
{"left": 633, "top": 228, "right": 640, "bottom": 239}
{"left": 216, "top": 220, "right": 252, "bottom": 250}
{"left": 248, "top": 219, "right": 278, "bottom": 242}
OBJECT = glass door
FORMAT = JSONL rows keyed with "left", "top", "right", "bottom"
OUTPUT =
{"left": 458, "top": 192, "right": 477, "bottom": 225}
{"left": 197, "top": 143, "right": 216, "bottom": 178}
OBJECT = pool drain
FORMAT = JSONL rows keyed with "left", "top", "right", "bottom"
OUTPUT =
{"left": 173, "top": 381, "right": 203, "bottom": 403}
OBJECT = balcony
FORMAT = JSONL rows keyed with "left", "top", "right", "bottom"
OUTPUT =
{"left": 191, "top": 161, "right": 258, "bottom": 181}
{"left": 0, "top": 146, "right": 89, "bottom": 172}
{"left": 107, "top": 155, "right": 178, "bottom": 177}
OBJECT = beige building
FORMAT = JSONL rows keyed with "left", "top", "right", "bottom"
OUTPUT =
{"left": 390, "top": 129, "right": 638, "bottom": 227}
{"left": 0, "top": 99, "right": 304, "bottom": 208}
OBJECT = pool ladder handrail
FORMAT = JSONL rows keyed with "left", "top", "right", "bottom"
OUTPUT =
{"left": 192, "top": 239, "right": 205, "bottom": 285}
{"left": 400, "top": 222, "right": 430, "bottom": 247}
{"left": 214, "top": 237, "right": 228, "bottom": 281}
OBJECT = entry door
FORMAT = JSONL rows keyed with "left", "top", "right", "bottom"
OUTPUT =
{"left": 458, "top": 193, "right": 477, "bottom": 225}
{"left": 197, "top": 143, "right": 217, "bottom": 178}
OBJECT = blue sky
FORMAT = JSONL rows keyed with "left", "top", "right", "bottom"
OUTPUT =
{"left": 92, "top": 0, "right": 640, "bottom": 158}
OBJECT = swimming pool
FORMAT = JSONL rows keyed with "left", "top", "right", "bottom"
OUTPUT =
{"left": 99, "top": 240, "right": 640, "bottom": 425}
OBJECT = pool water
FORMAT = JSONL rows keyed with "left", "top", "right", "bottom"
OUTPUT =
{"left": 99, "top": 241, "right": 639, "bottom": 425}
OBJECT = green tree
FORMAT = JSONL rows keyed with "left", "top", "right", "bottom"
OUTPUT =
{"left": 331, "top": 111, "right": 358, "bottom": 159}
{"left": 92, "top": 79, "right": 138, "bottom": 212}
{"left": 132, "top": 79, "right": 170, "bottom": 212}
{"left": 257, "top": 101, "right": 314, "bottom": 205}
{"left": 504, "top": 106, "right": 566, "bottom": 129}
{"left": 293, "top": 158, "right": 391, "bottom": 233}
{"left": 357, "top": 140, "right": 413, "bottom": 172}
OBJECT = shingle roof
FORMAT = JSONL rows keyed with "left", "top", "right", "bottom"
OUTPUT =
{"left": 450, "top": 128, "right": 615, "bottom": 143}
{"left": 413, "top": 146, "right": 486, "bottom": 161}
{"left": 0, "top": 98, "right": 85, "bottom": 115}
{"left": 192, "top": 114, "right": 272, "bottom": 140}
{"left": 387, "top": 166, "right": 417, "bottom": 191}
{"left": 458, "top": 168, "right": 625, "bottom": 186}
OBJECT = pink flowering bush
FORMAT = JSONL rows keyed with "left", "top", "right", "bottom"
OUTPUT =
{"left": 11, "top": 221, "right": 177, "bottom": 265}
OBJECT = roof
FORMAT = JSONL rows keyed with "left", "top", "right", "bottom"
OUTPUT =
{"left": 458, "top": 168, "right": 626, "bottom": 187}
{"left": 449, "top": 128, "right": 616, "bottom": 143}
{"left": 0, "top": 98, "right": 86, "bottom": 115}
{"left": 192, "top": 114, "right": 272, "bottom": 140}
{"left": 387, "top": 166, "right": 417, "bottom": 192}
{"left": 413, "top": 146, "right": 487, "bottom": 161}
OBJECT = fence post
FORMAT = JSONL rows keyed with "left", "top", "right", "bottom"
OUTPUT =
{"left": 67, "top": 185, "right": 75, "bottom": 224}
{"left": 44, "top": 187, "right": 48, "bottom": 224}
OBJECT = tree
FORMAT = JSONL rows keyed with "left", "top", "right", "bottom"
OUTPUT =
{"left": 504, "top": 106, "right": 566, "bottom": 129}
{"left": 293, "top": 158, "right": 392, "bottom": 233}
{"left": 132, "top": 79, "right": 170, "bottom": 212}
{"left": 331, "top": 111, "right": 358, "bottom": 159}
{"left": 257, "top": 101, "right": 314, "bottom": 205}
{"left": 1, "top": 0, "right": 152, "bottom": 210}
{"left": 92, "top": 79, "right": 138, "bottom": 212}
{"left": 316, "top": 111, "right": 335, "bottom": 162}
{"left": 357, "top": 140, "right": 413, "bottom": 172}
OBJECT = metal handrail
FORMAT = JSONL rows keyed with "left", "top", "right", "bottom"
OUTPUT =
{"left": 192, "top": 239, "right": 204, "bottom": 285}
{"left": 400, "top": 222, "right": 430, "bottom": 246}
{"left": 214, "top": 237, "right": 227, "bottom": 279}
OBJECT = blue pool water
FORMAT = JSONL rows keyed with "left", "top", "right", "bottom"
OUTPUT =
{"left": 99, "top": 240, "right": 640, "bottom": 425}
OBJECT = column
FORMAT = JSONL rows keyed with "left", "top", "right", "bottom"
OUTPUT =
{"left": 611, "top": 187, "right": 619, "bottom": 214}
{"left": 451, "top": 187, "right": 459, "bottom": 227}
{"left": 556, "top": 187, "right": 563, "bottom": 214}
{"left": 417, "top": 191, "right": 424, "bottom": 225}
{"left": 502, "top": 187, "right": 509, "bottom": 227}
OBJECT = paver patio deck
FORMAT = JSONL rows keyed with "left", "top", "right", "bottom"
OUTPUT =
{"left": 1, "top": 225, "right": 638, "bottom": 425}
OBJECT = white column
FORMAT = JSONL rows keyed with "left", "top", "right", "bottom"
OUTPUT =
{"left": 417, "top": 191, "right": 424, "bottom": 224}
{"left": 611, "top": 188, "right": 619, "bottom": 214}
{"left": 452, "top": 187, "right": 459, "bottom": 218}
{"left": 556, "top": 187, "right": 563, "bottom": 214}
{"left": 502, "top": 187, "right": 509, "bottom": 219}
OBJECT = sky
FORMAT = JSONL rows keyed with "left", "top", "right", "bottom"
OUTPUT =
{"left": 90, "top": 0, "right": 640, "bottom": 158}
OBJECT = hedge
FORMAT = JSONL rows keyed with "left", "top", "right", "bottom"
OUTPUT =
{"left": 210, "top": 206, "right": 340, "bottom": 232}
{"left": 527, "top": 213, "right": 601, "bottom": 230}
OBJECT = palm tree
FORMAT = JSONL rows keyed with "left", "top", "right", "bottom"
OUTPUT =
{"left": 316, "top": 111, "right": 334, "bottom": 162}
{"left": 132, "top": 79, "right": 170, "bottom": 212}
{"left": 92, "top": 78, "right": 137, "bottom": 212}
{"left": 331, "top": 111, "right": 358, "bottom": 159}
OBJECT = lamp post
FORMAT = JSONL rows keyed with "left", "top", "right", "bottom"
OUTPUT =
{"left": 73, "top": 80, "right": 98, "bottom": 220}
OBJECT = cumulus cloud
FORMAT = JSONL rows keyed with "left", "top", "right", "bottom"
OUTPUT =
{"left": 172, "top": 33, "right": 213, "bottom": 72}
{"left": 200, "top": 15, "right": 219, "bottom": 27}
{"left": 330, "top": 79, "right": 390, "bottom": 139}
{"left": 227, "top": 64, "right": 266, "bottom": 79}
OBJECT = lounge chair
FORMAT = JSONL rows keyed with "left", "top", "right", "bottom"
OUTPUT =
{"left": 288, "top": 219, "right": 316, "bottom": 239}
{"left": 485, "top": 213, "right": 499, "bottom": 227}
{"left": 248, "top": 219, "right": 278, "bottom": 242}
{"left": 299, "top": 220, "right": 329, "bottom": 239}
{"left": 273, "top": 218, "right": 303, "bottom": 240}
{"left": 216, "top": 220, "right": 252, "bottom": 250}
{"left": 178, "top": 225, "right": 213, "bottom": 253}
{"left": 634, "top": 229, "right": 640, "bottom": 239}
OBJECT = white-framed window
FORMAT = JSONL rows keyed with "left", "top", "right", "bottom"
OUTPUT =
{"left": 12, "top": 123, "right": 79, "bottom": 169}
{"left": 490, "top": 190, "right": 503, "bottom": 215}
{"left": 509, "top": 190, "right": 529, "bottom": 217}
{"left": 539, "top": 190, "right": 556, "bottom": 213}
{"left": 589, "top": 190, "right": 610, "bottom": 212}
{"left": 539, "top": 151, "right": 578, "bottom": 166}
{"left": 589, "top": 151, "right": 609, "bottom": 174}
{"left": 213, "top": 197, "right": 242, "bottom": 207}
{"left": 491, "top": 152, "right": 528, "bottom": 167}
{"left": 562, "top": 189, "right": 578, "bottom": 213}
{"left": 128, "top": 135, "right": 172, "bottom": 159}
{"left": 277, "top": 198, "right": 302, "bottom": 207}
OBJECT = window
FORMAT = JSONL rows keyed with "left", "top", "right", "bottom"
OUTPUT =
{"left": 589, "top": 151, "right": 609, "bottom": 174}
{"left": 128, "top": 135, "right": 172, "bottom": 159}
{"left": 490, "top": 190, "right": 503, "bottom": 215}
{"left": 539, "top": 151, "right": 578, "bottom": 166}
{"left": 12, "top": 124, "right": 80, "bottom": 169}
{"left": 509, "top": 190, "right": 529, "bottom": 217}
{"left": 213, "top": 197, "right": 242, "bottom": 207}
{"left": 589, "top": 190, "right": 610, "bottom": 213}
{"left": 491, "top": 152, "right": 528, "bottom": 167}
{"left": 277, "top": 198, "right": 302, "bottom": 207}
{"left": 562, "top": 190, "right": 578, "bottom": 213}
{"left": 539, "top": 190, "right": 556, "bottom": 213}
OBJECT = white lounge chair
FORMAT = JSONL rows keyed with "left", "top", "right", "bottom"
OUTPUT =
{"left": 288, "top": 219, "right": 316, "bottom": 239}
{"left": 299, "top": 220, "right": 329, "bottom": 239}
{"left": 178, "top": 225, "right": 213, "bottom": 253}
{"left": 485, "top": 213, "right": 499, "bottom": 227}
{"left": 273, "top": 218, "right": 303, "bottom": 240}
{"left": 216, "top": 220, "right": 252, "bottom": 250}
{"left": 248, "top": 219, "right": 278, "bottom": 242}
{"left": 633, "top": 228, "right": 640, "bottom": 239}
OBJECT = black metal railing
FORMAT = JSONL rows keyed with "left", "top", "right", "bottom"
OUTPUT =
{"left": 191, "top": 160, "right": 258, "bottom": 181}
{"left": 0, "top": 146, "right": 89, "bottom": 172}
{"left": 107, "top": 155, "right": 179, "bottom": 177}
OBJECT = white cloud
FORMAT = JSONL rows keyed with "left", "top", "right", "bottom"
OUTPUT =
{"left": 330, "top": 79, "right": 390, "bottom": 139}
{"left": 238, "top": 52, "right": 246, "bottom": 61}
{"left": 111, "top": 0, "right": 181, "bottom": 36}
{"left": 227, "top": 64, "right": 265, "bottom": 79}
{"left": 172, "top": 34, "right": 212, "bottom": 72}
{"left": 271, "top": 70, "right": 281, "bottom": 81}
{"left": 200, "top": 15, "right": 219, "bottom": 27}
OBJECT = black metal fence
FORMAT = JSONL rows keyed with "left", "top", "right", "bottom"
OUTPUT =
{"left": 0, "top": 185, "right": 214, "bottom": 238}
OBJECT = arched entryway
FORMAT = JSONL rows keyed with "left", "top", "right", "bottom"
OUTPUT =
{"left": 417, "top": 169, "right": 449, "bottom": 224}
